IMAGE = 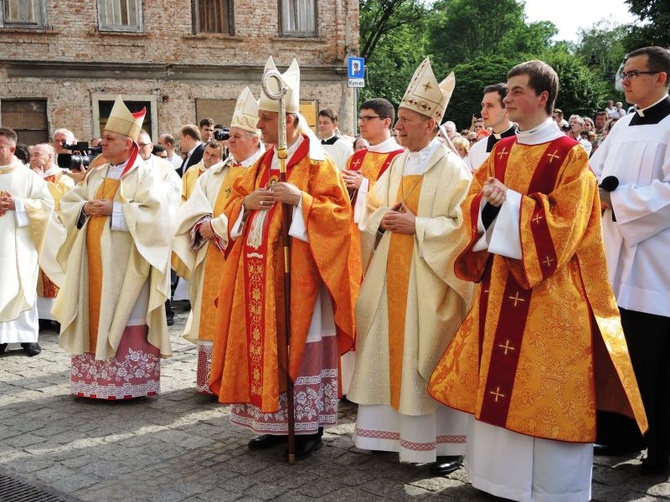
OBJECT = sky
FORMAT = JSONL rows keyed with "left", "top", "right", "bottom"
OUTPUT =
{"left": 523, "top": 0, "right": 638, "bottom": 43}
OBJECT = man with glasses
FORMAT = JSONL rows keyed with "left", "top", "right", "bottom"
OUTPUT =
{"left": 591, "top": 46, "right": 670, "bottom": 475}
{"left": 339, "top": 98, "right": 404, "bottom": 395}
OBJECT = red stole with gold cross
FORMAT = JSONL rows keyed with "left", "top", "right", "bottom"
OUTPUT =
{"left": 477, "top": 135, "right": 577, "bottom": 428}
{"left": 241, "top": 141, "right": 307, "bottom": 407}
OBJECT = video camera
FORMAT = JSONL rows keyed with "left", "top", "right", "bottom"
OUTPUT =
{"left": 57, "top": 141, "right": 102, "bottom": 171}
{"left": 213, "top": 128, "right": 230, "bottom": 142}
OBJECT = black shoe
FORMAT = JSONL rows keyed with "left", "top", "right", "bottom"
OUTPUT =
{"left": 167, "top": 317, "right": 174, "bottom": 327}
{"left": 21, "top": 342, "right": 41, "bottom": 357}
{"left": 639, "top": 459, "right": 670, "bottom": 476}
{"left": 248, "top": 434, "right": 288, "bottom": 450}
{"left": 0, "top": 343, "right": 7, "bottom": 354}
{"left": 39, "top": 319, "right": 52, "bottom": 331}
{"left": 284, "top": 435, "right": 323, "bottom": 460}
{"left": 429, "top": 455, "right": 463, "bottom": 476}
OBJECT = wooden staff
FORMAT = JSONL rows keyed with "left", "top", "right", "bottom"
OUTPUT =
{"left": 261, "top": 68, "right": 295, "bottom": 465}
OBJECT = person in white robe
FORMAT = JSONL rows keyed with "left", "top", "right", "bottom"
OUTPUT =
{"left": 348, "top": 58, "right": 473, "bottom": 475}
{"left": 54, "top": 97, "right": 172, "bottom": 400}
{"left": 0, "top": 128, "right": 54, "bottom": 357}
{"left": 591, "top": 46, "right": 670, "bottom": 476}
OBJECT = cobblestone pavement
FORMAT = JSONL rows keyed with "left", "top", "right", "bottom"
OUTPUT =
{"left": 1, "top": 303, "right": 669, "bottom": 501}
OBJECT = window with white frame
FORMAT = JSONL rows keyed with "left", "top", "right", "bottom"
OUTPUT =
{"left": 193, "top": 0, "right": 233, "bottom": 34}
{"left": 1, "top": 0, "right": 46, "bottom": 28}
{"left": 280, "top": 0, "right": 316, "bottom": 37}
{"left": 98, "top": 0, "right": 142, "bottom": 32}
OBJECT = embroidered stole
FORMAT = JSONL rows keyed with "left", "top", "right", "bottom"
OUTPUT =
{"left": 478, "top": 135, "right": 575, "bottom": 427}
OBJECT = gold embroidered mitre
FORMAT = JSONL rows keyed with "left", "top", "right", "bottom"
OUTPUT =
{"left": 399, "top": 58, "right": 455, "bottom": 122}
{"left": 231, "top": 87, "right": 261, "bottom": 136}
{"left": 105, "top": 96, "right": 146, "bottom": 143}
{"left": 258, "top": 56, "right": 300, "bottom": 114}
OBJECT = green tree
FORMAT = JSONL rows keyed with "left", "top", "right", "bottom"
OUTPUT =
{"left": 542, "top": 49, "right": 611, "bottom": 118}
{"left": 576, "top": 19, "right": 628, "bottom": 91}
{"left": 358, "top": 0, "right": 429, "bottom": 105}
{"left": 444, "top": 55, "right": 517, "bottom": 131}
{"left": 427, "top": 0, "right": 556, "bottom": 70}
{"left": 623, "top": 0, "right": 670, "bottom": 49}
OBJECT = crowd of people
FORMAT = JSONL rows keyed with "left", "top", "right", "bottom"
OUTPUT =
{"left": 1, "top": 45, "right": 669, "bottom": 501}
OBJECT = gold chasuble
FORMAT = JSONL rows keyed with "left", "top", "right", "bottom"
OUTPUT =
{"left": 428, "top": 136, "right": 647, "bottom": 442}
{"left": 86, "top": 178, "right": 120, "bottom": 350}
{"left": 209, "top": 136, "right": 357, "bottom": 414}
{"left": 387, "top": 175, "right": 423, "bottom": 409}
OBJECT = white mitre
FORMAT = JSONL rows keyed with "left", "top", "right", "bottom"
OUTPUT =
{"left": 258, "top": 56, "right": 300, "bottom": 114}
{"left": 105, "top": 95, "right": 146, "bottom": 142}
{"left": 231, "top": 87, "right": 261, "bottom": 136}
{"left": 399, "top": 58, "right": 455, "bottom": 123}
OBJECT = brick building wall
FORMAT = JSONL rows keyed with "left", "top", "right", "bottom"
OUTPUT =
{"left": 0, "top": 0, "right": 360, "bottom": 144}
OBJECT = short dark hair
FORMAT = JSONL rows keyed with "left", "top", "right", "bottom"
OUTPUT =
{"left": 0, "top": 127, "right": 18, "bottom": 145}
{"left": 361, "top": 98, "right": 395, "bottom": 127}
{"left": 180, "top": 124, "right": 201, "bottom": 141}
{"left": 160, "top": 133, "right": 175, "bottom": 147}
{"left": 483, "top": 83, "right": 508, "bottom": 107}
{"left": 318, "top": 108, "right": 338, "bottom": 122}
{"left": 508, "top": 60, "right": 559, "bottom": 115}
{"left": 199, "top": 118, "right": 214, "bottom": 128}
{"left": 626, "top": 46, "right": 670, "bottom": 89}
{"left": 595, "top": 111, "right": 607, "bottom": 118}
{"left": 205, "top": 140, "right": 222, "bottom": 151}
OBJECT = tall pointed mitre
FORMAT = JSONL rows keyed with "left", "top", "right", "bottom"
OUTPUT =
{"left": 230, "top": 87, "right": 261, "bottom": 136}
{"left": 104, "top": 96, "right": 146, "bottom": 142}
{"left": 399, "top": 58, "right": 455, "bottom": 122}
{"left": 258, "top": 56, "right": 300, "bottom": 114}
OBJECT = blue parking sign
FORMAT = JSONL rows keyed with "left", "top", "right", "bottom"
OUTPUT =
{"left": 348, "top": 57, "right": 365, "bottom": 79}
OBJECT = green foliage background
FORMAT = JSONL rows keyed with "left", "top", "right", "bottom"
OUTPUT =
{"left": 357, "top": 0, "right": 667, "bottom": 130}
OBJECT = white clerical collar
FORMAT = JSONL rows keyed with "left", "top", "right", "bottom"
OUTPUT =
{"left": 493, "top": 123, "right": 515, "bottom": 140}
{"left": 108, "top": 157, "right": 131, "bottom": 177}
{"left": 636, "top": 94, "right": 669, "bottom": 117}
{"left": 516, "top": 117, "right": 562, "bottom": 145}
{"left": 368, "top": 137, "right": 403, "bottom": 153}
{"left": 404, "top": 137, "right": 440, "bottom": 175}
{"left": 321, "top": 133, "right": 337, "bottom": 141}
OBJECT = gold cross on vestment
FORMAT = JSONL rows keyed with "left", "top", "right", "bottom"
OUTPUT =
{"left": 543, "top": 256, "right": 554, "bottom": 267}
{"left": 508, "top": 291, "right": 525, "bottom": 307}
{"left": 497, "top": 147, "right": 509, "bottom": 159}
{"left": 490, "top": 386, "right": 506, "bottom": 403}
{"left": 547, "top": 150, "right": 561, "bottom": 163}
{"left": 350, "top": 157, "right": 363, "bottom": 170}
{"left": 532, "top": 214, "right": 543, "bottom": 225}
{"left": 498, "top": 339, "right": 516, "bottom": 355}
{"left": 423, "top": 81, "right": 433, "bottom": 91}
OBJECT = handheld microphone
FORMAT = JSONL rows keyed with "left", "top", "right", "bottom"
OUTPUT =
{"left": 598, "top": 175, "right": 619, "bottom": 221}
{"left": 599, "top": 175, "right": 619, "bottom": 192}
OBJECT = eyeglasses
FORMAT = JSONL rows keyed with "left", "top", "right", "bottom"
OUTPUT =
{"left": 619, "top": 70, "right": 660, "bottom": 81}
{"left": 137, "top": 142, "right": 151, "bottom": 147}
{"left": 358, "top": 115, "right": 381, "bottom": 122}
